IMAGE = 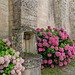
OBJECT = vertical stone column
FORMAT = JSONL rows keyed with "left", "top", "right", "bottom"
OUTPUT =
{"left": 12, "top": 0, "right": 38, "bottom": 29}
{"left": 53, "top": 0, "right": 71, "bottom": 35}
{"left": 69, "top": 0, "right": 75, "bottom": 39}
{"left": 13, "top": 0, "right": 21, "bottom": 29}
{"left": 37, "top": 0, "right": 49, "bottom": 28}
{"left": 48, "top": 0, "right": 55, "bottom": 28}
{"left": 9, "top": 0, "right": 14, "bottom": 41}
{"left": 21, "top": 0, "right": 38, "bottom": 29}
{"left": 0, "top": 0, "right": 9, "bottom": 39}
{"left": 53, "top": 0, "right": 62, "bottom": 28}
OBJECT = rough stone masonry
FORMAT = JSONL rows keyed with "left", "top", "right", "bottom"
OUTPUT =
{"left": 0, "top": 0, "right": 75, "bottom": 75}
{"left": 0, "top": 0, "right": 75, "bottom": 40}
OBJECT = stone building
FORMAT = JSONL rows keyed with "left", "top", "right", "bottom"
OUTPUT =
{"left": 0, "top": 0, "right": 75, "bottom": 75}
{"left": 0, "top": 0, "right": 75, "bottom": 52}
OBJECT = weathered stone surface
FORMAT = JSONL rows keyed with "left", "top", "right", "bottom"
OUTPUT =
{"left": 69, "top": 1, "right": 75, "bottom": 40}
{"left": 22, "top": 55, "right": 42, "bottom": 75}
{"left": 53, "top": 0, "right": 71, "bottom": 35}
{"left": 12, "top": 0, "right": 38, "bottom": 29}
{"left": 0, "top": 0, "right": 9, "bottom": 39}
{"left": 23, "top": 66, "right": 41, "bottom": 75}
{"left": 12, "top": 25, "right": 37, "bottom": 53}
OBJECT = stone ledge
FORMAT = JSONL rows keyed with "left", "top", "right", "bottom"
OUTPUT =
{"left": 23, "top": 54, "right": 42, "bottom": 69}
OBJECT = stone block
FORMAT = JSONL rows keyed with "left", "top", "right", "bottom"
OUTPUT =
{"left": 22, "top": 55, "right": 42, "bottom": 75}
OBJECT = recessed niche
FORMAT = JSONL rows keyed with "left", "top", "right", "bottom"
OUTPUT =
{"left": 23, "top": 31, "right": 37, "bottom": 53}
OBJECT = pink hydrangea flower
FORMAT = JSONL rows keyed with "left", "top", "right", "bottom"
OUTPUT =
{"left": 53, "top": 27, "right": 59, "bottom": 31}
{"left": 41, "top": 28, "right": 44, "bottom": 30}
{"left": 8, "top": 55, "right": 11, "bottom": 59}
{"left": 52, "top": 35, "right": 55, "bottom": 38}
{"left": 7, "top": 41, "right": 11, "bottom": 46}
{"left": 5, "top": 39, "right": 9, "bottom": 42}
{"left": 50, "top": 28, "right": 52, "bottom": 30}
{"left": 38, "top": 48, "right": 42, "bottom": 52}
{"left": 41, "top": 65, "right": 44, "bottom": 70}
{"left": 2, "top": 39, "right": 7, "bottom": 42}
{"left": 64, "top": 45, "right": 68, "bottom": 50}
{"left": 51, "top": 64, "right": 54, "bottom": 68}
{"left": 16, "top": 70, "right": 20, "bottom": 73}
{"left": 43, "top": 42, "right": 49, "bottom": 47}
{"left": 50, "top": 46, "right": 54, "bottom": 49}
{"left": 13, "top": 60, "right": 16, "bottom": 64}
{"left": 49, "top": 37, "right": 54, "bottom": 42}
{"left": 42, "top": 60, "right": 44, "bottom": 64}
{"left": 55, "top": 42, "right": 59, "bottom": 46}
{"left": 20, "top": 59, "right": 24, "bottom": 64}
{"left": 55, "top": 47, "right": 58, "bottom": 51}
{"left": 48, "top": 60, "right": 52, "bottom": 64}
{"left": 66, "top": 55, "right": 69, "bottom": 58}
{"left": 37, "top": 37, "right": 41, "bottom": 42}
{"left": 54, "top": 59, "right": 57, "bottom": 63}
{"left": 55, "top": 52, "right": 61, "bottom": 57}
{"left": 12, "top": 56, "right": 16, "bottom": 60}
{"left": 61, "top": 53, "right": 65, "bottom": 56}
{"left": 60, "top": 28, "right": 64, "bottom": 32}
{"left": 67, "top": 34, "right": 70, "bottom": 38}
{"left": 4, "top": 56, "right": 9, "bottom": 62}
{"left": 49, "top": 41, "right": 52, "bottom": 44}
{"left": 46, "top": 44, "right": 49, "bottom": 48}
{"left": 59, "top": 62, "right": 63, "bottom": 66}
{"left": 37, "top": 28, "right": 41, "bottom": 32}
{"left": 64, "top": 61, "right": 67, "bottom": 66}
{"left": 46, "top": 28, "right": 49, "bottom": 31}
{"left": 45, "top": 35, "right": 49, "bottom": 39}
{"left": 47, "top": 53, "right": 52, "bottom": 57}
{"left": 43, "top": 39, "right": 47, "bottom": 42}
{"left": 55, "top": 28, "right": 59, "bottom": 31}
{"left": 67, "top": 58, "right": 71, "bottom": 63}
{"left": 0, "top": 65, "right": 4, "bottom": 69}
{"left": 52, "top": 41, "right": 56, "bottom": 45}
{"left": 42, "top": 32, "right": 46, "bottom": 36}
{"left": 44, "top": 60, "right": 47, "bottom": 64}
{"left": 48, "top": 26, "right": 51, "bottom": 28}
{"left": 64, "top": 35, "right": 67, "bottom": 40}
{"left": 42, "top": 48, "right": 45, "bottom": 52}
{"left": 59, "top": 31, "right": 62, "bottom": 37}
{"left": 63, "top": 31, "right": 67, "bottom": 34}
{"left": 59, "top": 48, "right": 64, "bottom": 52}
{"left": 59, "top": 56, "right": 64, "bottom": 61}
{"left": 37, "top": 43, "right": 43, "bottom": 47}
{"left": 47, "top": 32, "right": 52, "bottom": 36}
{"left": 68, "top": 50, "right": 72, "bottom": 56}
{"left": 11, "top": 70, "right": 15, "bottom": 74}
{"left": 68, "top": 46, "right": 73, "bottom": 51}
{"left": 0, "top": 70, "right": 4, "bottom": 73}
{"left": 72, "top": 50, "right": 75, "bottom": 55}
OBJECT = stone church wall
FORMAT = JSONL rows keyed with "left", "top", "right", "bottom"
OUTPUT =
{"left": 0, "top": 0, "right": 75, "bottom": 40}
{"left": 0, "top": 0, "right": 9, "bottom": 39}
{"left": 37, "top": 0, "right": 55, "bottom": 29}
{"left": 69, "top": 0, "right": 75, "bottom": 40}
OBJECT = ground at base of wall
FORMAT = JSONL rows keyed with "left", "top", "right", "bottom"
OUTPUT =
{"left": 41, "top": 58, "right": 75, "bottom": 75}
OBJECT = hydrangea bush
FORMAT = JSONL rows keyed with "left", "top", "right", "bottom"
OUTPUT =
{"left": 0, "top": 38, "right": 25, "bottom": 75}
{"left": 37, "top": 26, "right": 75, "bottom": 69}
